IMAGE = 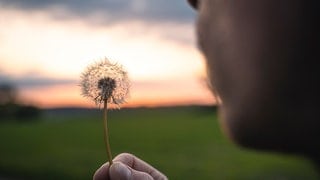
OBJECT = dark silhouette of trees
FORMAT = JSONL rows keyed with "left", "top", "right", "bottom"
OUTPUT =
{"left": 0, "top": 83, "right": 41, "bottom": 122}
{"left": 0, "top": 83, "right": 17, "bottom": 105}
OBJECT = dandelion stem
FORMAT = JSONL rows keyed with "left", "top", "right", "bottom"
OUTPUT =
{"left": 103, "top": 99, "right": 113, "bottom": 165}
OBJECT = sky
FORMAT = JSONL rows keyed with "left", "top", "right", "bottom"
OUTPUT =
{"left": 0, "top": 0, "right": 216, "bottom": 108}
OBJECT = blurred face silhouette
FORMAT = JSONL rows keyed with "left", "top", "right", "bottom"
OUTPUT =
{"left": 188, "top": 0, "right": 320, "bottom": 159}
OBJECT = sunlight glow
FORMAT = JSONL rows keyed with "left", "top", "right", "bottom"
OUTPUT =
{"left": 0, "top": 9, "right": 215, "bottom": 108}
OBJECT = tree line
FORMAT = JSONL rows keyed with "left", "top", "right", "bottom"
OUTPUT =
{"left": 0, "top": 84, "right": 41, "bottom": 122}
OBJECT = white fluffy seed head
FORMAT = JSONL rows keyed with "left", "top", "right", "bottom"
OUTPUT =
{"left": 80, "top": 57, "right": 130, "bottom": 107}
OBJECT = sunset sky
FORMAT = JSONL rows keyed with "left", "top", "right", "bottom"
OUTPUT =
{"left": 0, "top": 0, "right": 216, "bottom": 108}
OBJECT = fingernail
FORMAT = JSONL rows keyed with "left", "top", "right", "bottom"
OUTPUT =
{"left": 110, "top": 162, "right": 131, "bottom": 180}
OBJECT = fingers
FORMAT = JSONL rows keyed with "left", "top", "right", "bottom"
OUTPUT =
{"left": 109, "top": 162, "right": 153, "bottom": 180}
{"left": 93, "top": 153, "right": 168, "bottom": 180}
{"left": 113, "top": 153, "right": 168, "bottom": 180}
{"left": 93, "top": 161, "right": 159, "bottom": 180}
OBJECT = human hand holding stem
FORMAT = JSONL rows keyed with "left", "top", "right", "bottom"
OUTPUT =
{"left": 84, "top": 59, "right": 168, "bottom": 180}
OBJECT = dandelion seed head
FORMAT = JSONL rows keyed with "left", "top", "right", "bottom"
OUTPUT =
{"left": 80, "top": 58, "right": 130, "bottom": 107}
{"left": 98, "top": 77, "right": 116, "bottom": 100}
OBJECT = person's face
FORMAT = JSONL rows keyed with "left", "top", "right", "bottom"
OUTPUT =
{"left": 188, "top": 0, "right": 320, "bottom": 157}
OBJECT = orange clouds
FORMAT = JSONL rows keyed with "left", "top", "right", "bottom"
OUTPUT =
{"left": 19, "top": 79, "right": 215, "bottom": 108}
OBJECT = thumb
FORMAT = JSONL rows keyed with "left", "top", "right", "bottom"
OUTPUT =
{"left": 109, "top": 162, "right": 154, "bottom": 180}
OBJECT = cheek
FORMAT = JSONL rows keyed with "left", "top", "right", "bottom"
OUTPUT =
{"left": 195, "top": 1, "right": 270, "bottom": 145}
{"left": 196, "top": 2, "right": 235, "bottom": 105}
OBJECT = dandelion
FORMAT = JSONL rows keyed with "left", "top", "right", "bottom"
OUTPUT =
{"left": 81, "top": 58, "right": 130, "bottom": 107}
{"left": 80, "top": 57, "right": 130, "bottom": 165}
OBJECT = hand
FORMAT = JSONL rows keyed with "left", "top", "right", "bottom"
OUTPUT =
{"left": 93, "top": 153, "right": 168, "bottom": 180}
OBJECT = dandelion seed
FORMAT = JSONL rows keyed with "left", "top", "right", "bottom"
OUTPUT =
{"left": 80, "top": 57, "right": 130, "bottom": 165}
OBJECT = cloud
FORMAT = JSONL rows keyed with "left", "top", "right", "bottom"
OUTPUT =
{"left": 0, "top": 72, "right": 77, "bottom": 88}
{"left": 0, "top": 0, "right": 196, "bottom": 24}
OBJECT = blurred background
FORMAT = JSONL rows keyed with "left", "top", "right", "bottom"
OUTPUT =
{"left": 0, "top": 0, "right": 214, "bottom": 108}
{"left": 0, "top": 0, "right": 319, "bottom": 179}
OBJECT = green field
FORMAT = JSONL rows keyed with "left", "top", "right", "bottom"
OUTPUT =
{"left": 0, "top": 106, "right": 319, "bottom": 179}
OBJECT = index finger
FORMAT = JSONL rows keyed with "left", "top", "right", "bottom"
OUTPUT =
{"left": 93, "top": 162, "right": 111, "bottom": 180}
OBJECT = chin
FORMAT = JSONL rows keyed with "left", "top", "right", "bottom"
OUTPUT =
{"left": 218, "top": 100, "right": 320, "bottom": 162}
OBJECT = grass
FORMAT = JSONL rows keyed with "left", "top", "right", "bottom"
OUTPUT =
{"left": 0, "top": 106, "right": 319, "bottom": 179}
